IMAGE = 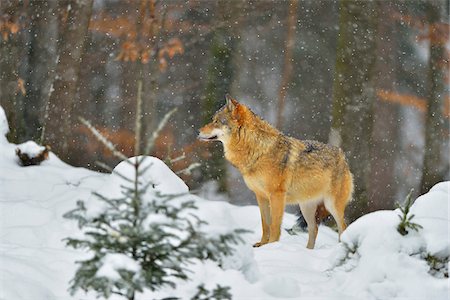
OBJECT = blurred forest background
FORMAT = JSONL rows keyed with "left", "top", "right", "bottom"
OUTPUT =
{"left": 0, "top": 0, "right": 449, "bottom": 220}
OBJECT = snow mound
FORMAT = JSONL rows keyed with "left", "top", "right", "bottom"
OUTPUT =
{"left": 332, "top": 182, "right": 449, "bottom": 300}
{"left": 410, "top": 181, "right": 449, "bottom": 257}
{"left": 0, "top": 105, "right": 9, "bottom": 143}
{"left": 85, "top": 156, "right": 189, "bottom": 219}
{"left": 110, "top": 155, "right": 188, "bottom": 195}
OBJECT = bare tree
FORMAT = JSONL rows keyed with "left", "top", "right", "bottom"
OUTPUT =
{"left": 44, "top": 0, "right": 93, "bottom": 159}
{"left": 0, "top": 0, "right": 26, "bottom": 142}
{"left": 24, "top": 0, "right": 58, "bottom": 141}
{"left": 276, "top": 0, "right": 298, "bottom": 130}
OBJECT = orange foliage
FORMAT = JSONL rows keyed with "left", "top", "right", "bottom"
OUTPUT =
{"left": 377, "top": 89, "right": 450, "bottom": 119}
{"left": 90, "top": 0, "right": 184, "bottom": 69}
{"left": 0, "top": 15, "right": 20, "bottom": 41}
{"left": 417, "top": 22, "right": 450, "bottom": 45}
{"left": 444, "top": 96, "right": 450, "bottom": 118}
{"left": 17, "top": 78, "right": 26, "bottom": 96}
{"left": 115, "top": 41, "right": 140, "bottom": 62}
{"left": 377, "top": 89, "right": 427, "bottom": 112}
{"left": 114, "top": 38, "right": 184, "bottom": 70}
{"left": 392, "top": 12, "right": 450, "bottom": 45}
{"left": 158, "top": 38, "right": 184, "bottom": 71}
{"left": 89, "top": 15, "right": 136, "bottom": 39}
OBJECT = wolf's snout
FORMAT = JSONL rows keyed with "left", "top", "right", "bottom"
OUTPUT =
{"left": 198, "top": 127, "right": 221, "bottom": 142}
{"left": 198, "top": 131, "right": 218, "bottom": 141}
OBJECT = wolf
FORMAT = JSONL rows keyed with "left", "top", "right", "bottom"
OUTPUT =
{"left": 198, "top": 95, "right": 354, "bottom": 249}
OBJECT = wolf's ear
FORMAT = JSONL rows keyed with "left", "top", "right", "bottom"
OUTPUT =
{"left": 225, "top": 94, "right": 239, "bottom": 110}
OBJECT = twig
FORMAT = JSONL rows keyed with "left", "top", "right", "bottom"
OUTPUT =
{"left": 144, "top": 107, "right": 177, "bottom": 154}
{"left": 95, "top": 161, "right": 113, "bottom": 172}
{"left": 176, "top": 162, "right": 201, "bottom": 176}
{"left": 135, "top": 80, "right": 143, "bottom": 156}
{"left": 78, "top": 117, "right": 128, "bottom": 161}
{"left": 169, "top": 152, "right": 186, "bottom": 164}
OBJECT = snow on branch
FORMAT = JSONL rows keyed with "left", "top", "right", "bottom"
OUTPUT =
{"left": 176, "top": 162, "right": 201, "bottom": 176}
{"left": 78, "top": 117, "right": 128, "bottom": 161}
{"left": 144, "top": 107, "right": 177, "bottom": 154}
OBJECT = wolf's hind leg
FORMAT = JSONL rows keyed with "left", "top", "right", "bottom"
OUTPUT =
{"left": 324, "top": 197, "right": 346, "bottom": 240}
{"left": 328, "top": 168, "right": 353, "bottom": 241}
{"left": 299, "top": 201, "right": 319, "bottom": 249}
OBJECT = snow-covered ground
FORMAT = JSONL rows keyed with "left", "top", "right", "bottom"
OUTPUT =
{"left": 0, "top": 106, "right": 448, "bottom": 300}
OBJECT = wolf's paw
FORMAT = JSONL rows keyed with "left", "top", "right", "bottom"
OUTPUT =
{"left": 253, "top": 241, "right": 266, "bottom": 247}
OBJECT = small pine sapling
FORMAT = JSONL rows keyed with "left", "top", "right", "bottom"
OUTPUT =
{"left": 396, "top": 189, "right": 423, "bottom": 236}
{"left": 64, "top": 110, "right": 244, "bottom": 300}
{"left": 191, "top": 284, "right": 232, "bottom": 300}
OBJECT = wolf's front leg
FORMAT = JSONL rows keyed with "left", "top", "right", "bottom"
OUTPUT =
{"left": 254, "top": 193, "right": 270, "bottom": 247}
{"left": 268, "top": 191, "right": 286, "bottom": 243}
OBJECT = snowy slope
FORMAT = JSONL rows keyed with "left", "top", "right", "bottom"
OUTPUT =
{"left": 0, "top": 108, "right": 448, "bottom": 300}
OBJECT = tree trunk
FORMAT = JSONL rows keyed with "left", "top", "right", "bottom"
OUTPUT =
{"left": 24, "top": 0, "right": 58, "bottom": 141}
{"left": 138, "top": 60, "right": 158, "bottom": 154}
{"left": 329, "top": 0, "right": 378, "bottom": 222}
{"left": 275, "top": 0, "right": 298, "bottom": 130}
{"left": 44, "top": 0, "right": 93, "bottom": 159}
{"left": 134, "top": 0, "right": 159, "bottom": 154}
{"left": 420, "top": 1, "right": 448, "bottom": 194}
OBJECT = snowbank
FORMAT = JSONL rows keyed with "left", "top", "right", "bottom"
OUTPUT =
{"left": 110, "top": 156, "right": 189, "bottom": 195}
{"left": 410, "top": 182, "right": 449, "bottom": 258}
{"left": 332, "top": 182, "right": 449, "bottom": 300}
{"left": 83, "top": 156, "right": 190, "bottom": 220}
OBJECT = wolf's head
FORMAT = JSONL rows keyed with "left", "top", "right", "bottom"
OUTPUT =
{"left": 198, "top": 94, "right": 249, "bottom": 143}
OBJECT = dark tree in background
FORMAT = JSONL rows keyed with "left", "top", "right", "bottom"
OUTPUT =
{"left": 24, "top": 0, "right": 58, "bottom": 141}
{"left": 330, "top": 0, "right": 379, "bottom": 221}
{"left": 44, "top": 0, "right": 93, "bottom": 159}
{"left": 420, "top": 0, "right": 449, "bottom": 194}
{"left": 0, "top": 0, "right": 25, "bottom": 143}
{"left": 201, "top": 1, "right": 238, "bottom": 194}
